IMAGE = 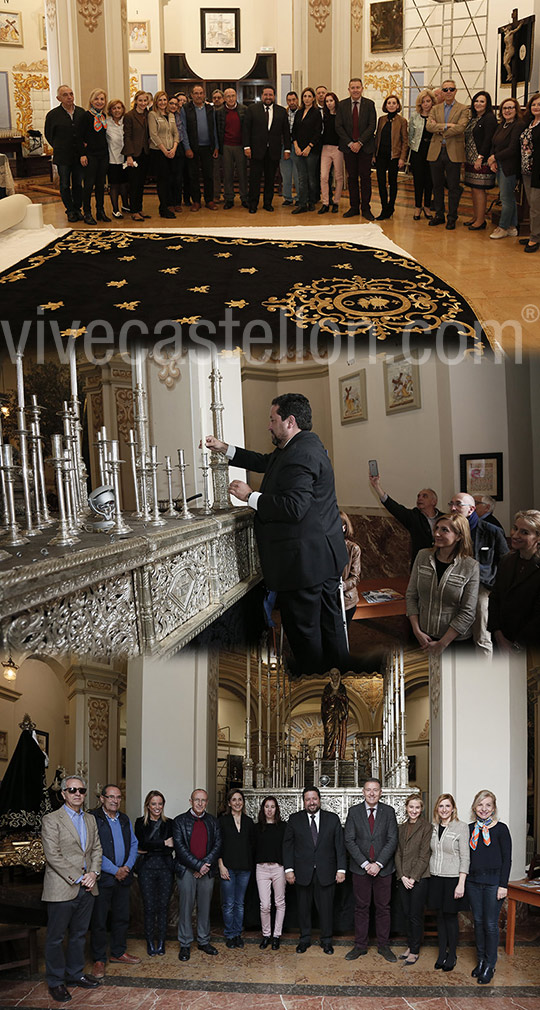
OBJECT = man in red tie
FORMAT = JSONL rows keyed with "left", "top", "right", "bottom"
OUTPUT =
{"left": 335, "top": 78, "right": 376, "bottom": 219}
{"left": 344, "top": 779, "right": 398, "bottom": 961}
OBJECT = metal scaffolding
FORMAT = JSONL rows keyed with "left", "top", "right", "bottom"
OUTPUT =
{"left": 402, "top": 0, "right": 488, "bottom": 113}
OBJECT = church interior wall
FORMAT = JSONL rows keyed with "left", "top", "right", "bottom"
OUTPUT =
{"left": 218, "top": 689, "right": 246, "bottom": 755}
{"left": 404, "top": 682, "right": 429, "bottom": 796}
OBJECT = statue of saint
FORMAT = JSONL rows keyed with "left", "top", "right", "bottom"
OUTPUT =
{"left": 321, "top": 669, "right": 349, "bottom": 759}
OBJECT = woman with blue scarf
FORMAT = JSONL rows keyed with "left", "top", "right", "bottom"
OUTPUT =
{"left": 80, "top": 88, "right": 110, "bottom": 224}
{"left": 467, "top": 790, "right": 512, "bottom": 985}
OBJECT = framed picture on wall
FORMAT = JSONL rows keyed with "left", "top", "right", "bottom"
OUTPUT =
{"left": 0, "top": 731, "right": 7, "bottom": 760}
{"left": 201, "top": 8, "right": 240, "bottom": 53}
{"left": 0, "top": 11, "right": 23, "bottom": 46}
{"left": 460, "top": 452, "right": 503, "bottom": 501}
{"left": 128, "top": 21, "right": 151, "bottom": 52}
{"left": 339, "top": 370, "right": 368, "bottom": 424}
{"left": 383, "top": 355, "right": 421, "bottom": 415}
{"left": 35, "top": 730, "right": 49, "bottom": 755}
{"left": 39, "top": 14, "right": 47, "bottom": 49}
{"left": 370, "top": 0, "right": 403, "bottom": 53}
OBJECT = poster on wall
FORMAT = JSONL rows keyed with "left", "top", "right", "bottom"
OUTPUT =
{"left": 128, "top": 21, "right": 151, "bottom": 52}
{"left": 0, "top": 11, "right": 23, "bottom": 46}
{"left": 370, "top": 0, "right": 403, "bottom": 53}
{"left": 201, "top": 8, "right": 240, "bottom": 52}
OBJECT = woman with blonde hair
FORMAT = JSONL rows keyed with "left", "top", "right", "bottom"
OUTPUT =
{"left": 408, "top": 89, "right": 437, "bottom": 218}
{"left": 406, "top": 513, "right": 480, "bottom": 654}
{"left": 123, "top": 90, "right": 150, "bottom": 221}
{"left": 467, "top": 789, "right": 511, "bottom": 985}
{"left": 148, "top": 90, "right": 179, "bottom": 219}
{"left": 395, "top": 793, "right": 431, "bottom": 965}
{"left": 488, "top": 509, "right": 540, "bottom": 650}
{"left": 80, "top": 87, "right": 110, "bottom": 224}
{"left": 134, "top": 790, "right": 174, "bottom": 956}
{"left": 106, "top": 98, "right": 129, "bottom": 219}
{"left": 429, "top": 793, "right": 469, "bottom": 972}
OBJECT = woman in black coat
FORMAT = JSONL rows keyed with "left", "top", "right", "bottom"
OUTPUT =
{"left": 291, "top": 87, "right": 322, "bottom": 214}
{"left": 488, "top": 509, "right": 540, "bottom": 651}
{"left": 467, "top": 789, "right": 512, "bottom": 986}
{"left": 80, "top": 88, "right": 110, "bottom": 225}
{"left": 122, "top": 90, "right": 150, "bottom": 221}
{"left": 487, "top": 97, "right": 524, "bottom": 239}
{"left": 463, "top": 91, "right": 497, "bottom": 230}
{"left": 134, "top": 790, "right": 174, "bottom": 955}
{"left": 218, "top": 788, "right": 256, "bottom": 948}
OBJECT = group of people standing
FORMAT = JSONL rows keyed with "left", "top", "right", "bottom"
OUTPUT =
{"left": 41, "top": 774, "right": 512, "bottom": 1002}
{"left": 44, "top": 79, "right": 540, "bottom": 248}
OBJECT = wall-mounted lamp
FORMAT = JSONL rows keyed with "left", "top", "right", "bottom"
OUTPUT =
{"left": 2, "top": 654, "right": 18, "bottom": 681}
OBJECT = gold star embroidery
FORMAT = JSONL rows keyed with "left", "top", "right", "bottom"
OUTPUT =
{"left": 167, "top": 244, "right": 183, "bottom": 250}
{"left": 215, "top": 252, "right": 232, "bottom": 258}
{"left": 238, "top": 268, "right": 257, "bottom": 274}
{"left": 189, "top": 285, "right": 210, "bottom": 293}
{"left": 225, "top": 299, "right": 248, "bottom": 309}
{"left": 107, "top": 279, "right": 128, "bottom": 288}
{"left": 60, "top": 327, "right": 87, "bottom": 338}
{"left": 40, "top": 301, "right": 64, "bottom": 310}
{"left": 285, "top": 255, "right": 303, "bottom": 261}
{"left": 115, "top": 301, "right": 140, "bottom": 310}
{"left": 160, "top": 267, "right": 181, "bottom": 275}
{"left": 118, "top": 255, "right": 136, "bottom": 261}
{"left": 175, "top": 315, "right": 201, "bottom": 324}
{"left": 336, "top": 263, "right": 353, "bottom": 270}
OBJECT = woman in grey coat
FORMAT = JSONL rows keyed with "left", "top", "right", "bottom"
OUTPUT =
{"left": 428, "top": 793, "right": 470, "bottom": 972}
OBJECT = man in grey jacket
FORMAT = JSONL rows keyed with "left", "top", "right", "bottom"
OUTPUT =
{"left": 172, "top": 788, "right": 221, "bottom": 962}
{"left": 344, "top": 779, "right": 398, "bottom": 962}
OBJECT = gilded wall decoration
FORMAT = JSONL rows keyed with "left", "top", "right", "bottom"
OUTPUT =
{"left": 88, "top": 697, "right": 109, "bottom": 750}
{"left": 418, "top": 718, "right": 429, "bottom": 740}
{"left": 309, "top": 0, "right": 331, "bottom": 33}
{"left": 129, "top": 70, "right": 138, "bottom": 103}
{"left": 351, "top": 0, "right": 364, "bottom": 32}
{"left": 89, "top": 390, "right": 104, "bottom": 431}
{"left": 115, "top": 386, "right": 134, "bottom": 440}
{"left": 13, "top": 59, "right": 49, "bottom": 72}
{"left": 363, "top": 71, "right": 402, "bottom": 97}
{"left": 152, "top": 349, "right": 182, "bottom": 390}
{"left": 430, "top": 656, "right": 440, "bottom": 719}
{"left": 78, "top": 0, "right": 104, "bottom": 33}
{"left": 13, "top": 72, "right": 50, "bottom": 150}
{"left": 351, "top": 674, "right": 384, "bottom": 718}
{"left": 45, "top": 0, "right": 57, "bottom": 31}
{"left": 87, "top": 680, "right": 112, "bottom": 691}
{"left": 364, "top": 59, "right": 401, "bottom": 72}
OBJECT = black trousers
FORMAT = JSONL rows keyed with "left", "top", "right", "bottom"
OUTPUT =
{"left": 45, "top": 889, "right": 95, "bottom": 987}
{"left": 57, "top": 161, "right": 84, "bottom": 213}
{"left": 410, "top": 148, "right": 432, "bottom": 208}
{"left": 430, "top": 147, "right": 463, "bottom": 221}
{"left": 138, "top": 860, "right": 174, "bottom": 942}
{"left": 278, "top": 573, "right": 349, "bottom": 677}
{"left": 398, "top": 877, "right": 428, "bottom": 954}
{"left": 188, "top": 146, "right": 214, "bottom": 204}
{"left": 83, "top": 152, "right": 109, "bottom": 214}
{"left": 437, "top": 909, "right": 459, "bottom": 961}
{"left": 376, "top": 156, "right": 400, "bottom": 213}
{"left": 248, "top": 151, "right": 279, "bottom": 209}
{"left": 90, "top": 880, "right": 131, "bottom": 961}
{"left": 127, "top": 152, "right": 148, "bottom": 214}
{"left": 343, "top": 148, "right": 372, "bottom": 212}
{"left": 170, "top": 148, "right": 185, "bottom": 206}
{"left": 152, "top": 149, "right": 176, "bottom": 212}
{"left": 296, "top": 876, "right": 335, "bottom": 945}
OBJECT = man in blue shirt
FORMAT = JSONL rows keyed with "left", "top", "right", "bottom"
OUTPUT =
{"left": 90, "top": 784, "right": 139, "bottom": 978}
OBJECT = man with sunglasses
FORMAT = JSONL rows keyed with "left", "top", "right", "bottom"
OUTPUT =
{"left": 41, "top": 775, "right": 102, "bottom": 1002}
{"left": 426, "top": 79, "right": 469, "bottom": 229}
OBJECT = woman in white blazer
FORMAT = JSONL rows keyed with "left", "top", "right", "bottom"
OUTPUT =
{"left": 428, "top": 793, "right": 470, "bottom": 972}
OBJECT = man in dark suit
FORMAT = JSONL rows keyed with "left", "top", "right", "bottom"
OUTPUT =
{"left": 369, "top": 471, "right": 442, "bottom": 564}
{"left": 335, "top": 77, "right": 376, "bottom": 219}
{"left": 344, "top": 778, "right": 398, "bottom": 961}
{"left": 44, "top": 85, "right": 86, "bottom": 223}
{"left": 242, "top": 86, "right": 291, "bottom": 212}
{"left": 283, "top": 787, "right": 346, "bottom": 953}
{"left": 90, "top": 784, "right": 140, "bottom": 978}
{"left": 206, "top": 392, "right": 349, "bottom": 676}
{"left": 183, "top": 84, "right": 219, "bottom": 211}
{"left": 41, "top": 775, "right": 102, "bottom": 1002}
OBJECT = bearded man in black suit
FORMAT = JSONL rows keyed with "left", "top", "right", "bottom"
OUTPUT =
{"left": 205, "top": 392, "right": 349, "bottom": 676}
{"left": 283, "top": 787, "right": 346, "bottom": 953}
{"left": 242, "top": 86, "right": 291, "bottom": 212}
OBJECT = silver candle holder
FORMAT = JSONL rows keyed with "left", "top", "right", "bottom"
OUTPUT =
{"left": 127, "top": 429, "right": 142, "bottom": 518}
{"left": 29, "top": 397, "right": 53, "bottom": 526}
{"left": 199, "top": 452, "right": 213, "bottom": 515}
{"left": 176, "top": 449, "right": 195, "bottom": 520}
{"left": 108, "top": 440, "right": 132, "bottom": 536}
{"left": 48, "top": 435, "right": 80, "bottom": 547}
{"left": 15, "top": 352, "right": 36, "bottom": 537}
{"left": 0, "top": 443, "right": 29, "bottom": 547}
{"left": 146, "top": 446, "right": 166, "bottom": 527}
{"left": 163, "top": 456, "right": 179, "bottom": 518}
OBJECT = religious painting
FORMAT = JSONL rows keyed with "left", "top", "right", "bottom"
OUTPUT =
{"left": 370, "top": 0, "right": 403, "bottom": 53}
{"left": 0, "top": 731, "right": 7, "bottom": 760}
{"left": 460, "top": 452, "right": 503, "bottom": 501}
{"left": 339, "top": 370, "right": 368, "bottom": 424}
{"left": 498, "top": 15, "right": 535, "bottom": 86}
{"left": 383, "top": 355, "right": 421, "bottom": 414}
{"left": 201, "top": 8, "right": 240, "bottom": 52}
{"left": 128, "top": 21, "right": 151, "bottom": 52}
{"left": 0, "top": 11, "right": 23, "bottom": 46}
{"left": 35, "top": 729, "right": 49, "bottom": 755}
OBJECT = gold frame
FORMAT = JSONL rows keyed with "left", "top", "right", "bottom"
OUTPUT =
{"left": 0, "top": 10, "right": 23, "bottom": 46}
{"left": 128, "top": 20, "right": 150, "bottom": 51}
{"left": 383, "top": 355, "right": 421, "bottom": 415}
{"left": 339, "top": 370, "right": 368, "bottom": 424}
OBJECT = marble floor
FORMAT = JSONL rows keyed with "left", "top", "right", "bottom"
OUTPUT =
{"left": 2, "top": 927, "right": 539, "bottom": 1010}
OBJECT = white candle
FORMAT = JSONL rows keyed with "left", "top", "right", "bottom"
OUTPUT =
{"left": 69, "top": 341, "right": 78, "bottom": 401}
{"left": 16, "top": 354, "right": 25, "bottom": 409}
{"left": 200, "top": 407, "right": 205, "bottom": 443}
{"left": 150, "top": 445, "right": 158, "bottom": 464}
{"left": 202, "top": 452, "right": 209, "bottom": 466}
{"left": 51, "top": 434, "right": 62, "bottom": 457}
{"left": 164, "top": 455, "right": 171, "bottom": 469}
{"left": 110, "top": 440, "right": 119, "bottom": 462}
{"left": 3, "top": 443, "right": 13, "bottom": 466}
{"left": 178, "top": 448, "right": 185, "bottom": 466}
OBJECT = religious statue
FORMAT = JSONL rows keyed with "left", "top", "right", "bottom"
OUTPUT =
{"left": 498, "top": 9, "right": 535, "bottom": 95}
{"left": 321, "top": 669, "right": 349, "bottom": 759}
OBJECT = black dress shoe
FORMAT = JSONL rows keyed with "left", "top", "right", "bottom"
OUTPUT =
{"left": 343, "top": 208, "right": 360, "bottom": 218}
{"left": 74, "top": 210, "right": 84, "bottom": 221}
{"left": 67, "top": 211, "right": 79, "bottom": 223}
{"left": 322, "top": 943, "right": 334, "bottom": 954}
{"left": 249, "top": 207, "right": 257, "bottom": 214}
{"left": 83, "top": 214, "right": 96, "bottom": 225}
{"left": 65, "top": 976, "right": 100, "bottom": 988}
{"left": 332, "top": 203, "right": 339, "bottom": 213}
{"left": 178, "top": 946, "right": 190, "bottom": 961}
{"left": 524, "top": 242, "right": 540, "bottom": 252}
{"left": 519, "top": 238, "right": 530, "bottom": 245}
{"left": 235, "top": 935, "right": 244, "bottom": 948}
{"left": 283, "top": 199, "right": 294, "bottom": 205}
{"left": 376, "top": 211, "right": 389, "bottom": 220}
{"left": 198, "top": 943, "right": 218, "bottom": 955}
{"left": 378, "top": 945, "right": 397, "bottom": 962}
{"left": 147, "top": 941, "right": 156, "bottom": 956}
{"left": 155, "top": 940, "right": 165, "bottom": 955}
{"left": 434, "top": 957, "right": 447, "bottom": 969}
{"left": 468, "top": 221, "right": 486, "bottom": 230}
{"left": 260, "top": 937, "right": 271, "bottom": 949}
{"left": 478, "top": 964, "right": 495, "bottom": 984}
{"left": 271, "top": 937, "right": 280, "bottom": 950}
{"left": 363, "top": 209, "right": 375, "bottom": 220}
{"left": 263, "top": 204, "right": 274, "bottom": 212}
{"left": 318, "top": 205, "right": 330, "bottom": 214}
{"left": 345, "top": 946, "right": 367, "bottom": 960}
{"left": 159, "top": 209, "right": 176, "bottom": 219}
{"left": 296, "top": 942, "right": 310, "bottom": 953}
{"left": 471, "top": 960, "right": 485, "bottom": 977}
{"left": 48, "top": 985, "right": 71, "bottom": 1002}
{"left": 429, "top": 216, "right": 445, "bottom": 227}
{"left": 96, "top": 211, "right": 111, "bottom": 222}
{"left": 446, "top": 219, "right": 456, "bottom": 230}
{"left": 225, "top": 938, "right": 236, "bottom": 948}
{"left": 292, "top": 206, "right": 308, "bottom": 214}
{"left": 442, "top": 957, "right": 457, "bottom": 972}
{"left": 223, "top": 201, "right": 234, "bottom": 209}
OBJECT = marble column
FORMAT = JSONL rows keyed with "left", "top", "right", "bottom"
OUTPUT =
{"left": 125, "top": 647, "right": 218, "bottom": 820}
{"left": 430, "top": 651, "right": 528, "bottom": 878}
{"left": 64, "top": 661, "right": 124, "bottom": 806}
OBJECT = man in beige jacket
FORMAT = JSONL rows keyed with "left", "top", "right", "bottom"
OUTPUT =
{"left": 426, "top": 79, "right": 469, "bottom": 229}
{"left": 41, "top": 775, "right": 102, "bottom": 1002}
